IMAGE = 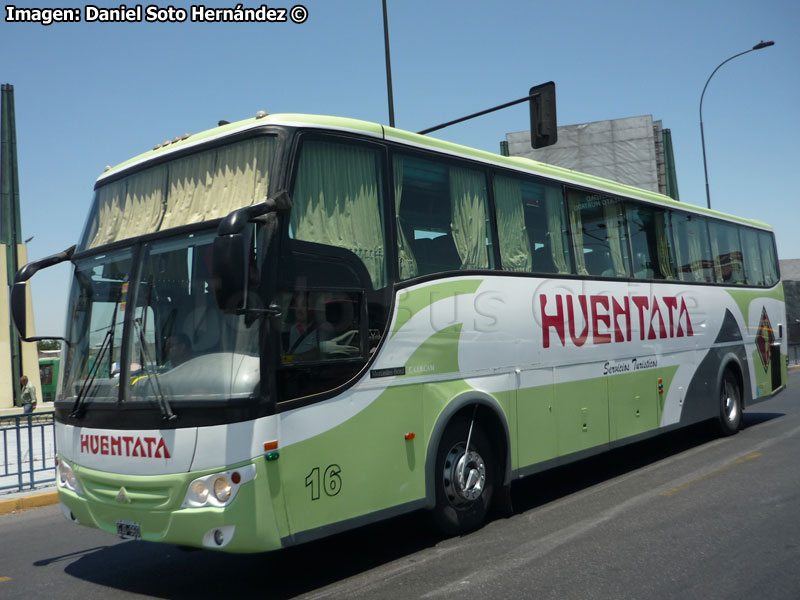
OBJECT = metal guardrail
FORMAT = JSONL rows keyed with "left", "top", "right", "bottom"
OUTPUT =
{"left": 0, "top": 411, "right": 57, "bottom": 493}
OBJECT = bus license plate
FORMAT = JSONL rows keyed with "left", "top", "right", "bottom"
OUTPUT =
{"left": 116, "top": 520, "right": 141, "bottom": 540}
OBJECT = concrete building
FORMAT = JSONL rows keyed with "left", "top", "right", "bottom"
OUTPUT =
{"left": 504, "top": 115, "right": 680, "bottom": 200}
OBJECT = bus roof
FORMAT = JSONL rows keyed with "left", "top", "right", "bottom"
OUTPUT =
{"left": 96, "top": 112, "right": 772, "bottom": 231}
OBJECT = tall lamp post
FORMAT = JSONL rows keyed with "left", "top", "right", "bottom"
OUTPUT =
{"left": 700, "top": 40, "right": 774, "bottom": 210}
{"left": 382, "top": 0, "right": 395, "bottom": 127}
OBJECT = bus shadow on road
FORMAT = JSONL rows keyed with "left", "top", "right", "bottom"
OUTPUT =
{"left": 61, "top": 509, "right": 445, "bottom": 599}
{"left": 59, "top": 413, "right": 786, "bottom": 599}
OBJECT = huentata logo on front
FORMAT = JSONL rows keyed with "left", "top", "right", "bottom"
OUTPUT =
{"left": 80, "top": 434, "right": 171, "bottom": 459}
{"left": 539, "top": 293, "right": 694, "bottom": 348}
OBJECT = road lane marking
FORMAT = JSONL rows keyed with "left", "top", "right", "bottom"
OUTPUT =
{"left": 660, "top": 453, "right": 762, "bottom": 497}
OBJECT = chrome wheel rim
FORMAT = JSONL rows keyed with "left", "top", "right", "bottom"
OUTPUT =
{"left": 723, "top": 379, "right": 739, "bottom": 423}
{"left": 442, "top": 443, "right": 486, "bottom": 506}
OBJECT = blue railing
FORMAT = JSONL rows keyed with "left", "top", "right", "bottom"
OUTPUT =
{"left": 0, "top": 411, "right": 57, "bottom": 493}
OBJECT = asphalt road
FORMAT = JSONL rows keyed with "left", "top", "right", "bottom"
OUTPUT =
{"left": 2, "top": 371, "right": 799, "bottom": 600}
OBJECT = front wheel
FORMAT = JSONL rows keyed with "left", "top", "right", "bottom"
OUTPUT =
{"left": 431, "top": 418, "right": 495, "bottom": 536}
{"left": 718, "top": 369, "right": 742, "bottom": 436}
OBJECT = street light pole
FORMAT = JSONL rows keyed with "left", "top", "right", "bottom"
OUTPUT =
{"left": 382, "top": 0, "right": 395, "bottom": 128}
{"left": 700, "top": 40, "right": 774, "bottom": 210}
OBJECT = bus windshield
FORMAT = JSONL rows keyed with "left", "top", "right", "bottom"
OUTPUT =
{"left": 62, "top": 231, "right": 260, "bottom": 409}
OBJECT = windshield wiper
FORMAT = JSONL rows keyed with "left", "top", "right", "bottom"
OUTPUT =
{"left": 70, "top": 300, "right": 119, "bottom": 419}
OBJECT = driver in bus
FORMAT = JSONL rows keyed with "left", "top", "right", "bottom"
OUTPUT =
{"left": 164, "top": 333, "right": 194, "bottom": 367}
{"left": 284, "top": 292, "right": 323, "bottom": 359}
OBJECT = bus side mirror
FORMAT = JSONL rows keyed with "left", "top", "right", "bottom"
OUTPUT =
{"left": 529, "top": 81, "right": 557, "bottom": 149}
{"left": 211, "top": 227, "right": 252, "bottom": 313}
{"left": 11, "top": 281, "right": 30, "bottom": 340}
{"left": 211, "top": 191, "right": 290, "bottom": 313}
{"left": 11, "top": 245, "right": 76, "bottom": 342}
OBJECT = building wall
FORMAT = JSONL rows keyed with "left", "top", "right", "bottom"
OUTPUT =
{"left": 506, "top": 115, "right": 663, "bottom": 194}
{"left": 0, "top": 243, "right": 42, "bottom": 408}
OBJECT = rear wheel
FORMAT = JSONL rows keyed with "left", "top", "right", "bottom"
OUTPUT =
{"left": 718, "top": 368, "right": 742, "bottom": 436}
{"left": 431, "top": 418, "right": 495, "bottom": 536}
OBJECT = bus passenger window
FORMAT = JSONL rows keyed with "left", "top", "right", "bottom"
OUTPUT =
{"left": 740, "top": 228, "right": 765, "bottom": 286}
{"left": 567, "top": 190, "right": 630, "bottom": 278}
{"left": 626, "top": 203, "right": 676, "bottom": 280}
{"left": 758, "top": 231, "right": 779, "bottom": 286}
{"left": 290, "top": 140, "right": 387, "bottom": 290}
{"left": 671, "top": 213, "right": 715, "bottom": 283}
{"left": 394, "top": 155, "right": 491, "bottom": 278}
{"left": 709, "top": 221, "right": 745, "bottom": 284}
{"left": 493, "top": 174, "right": 571, "bottom": 275}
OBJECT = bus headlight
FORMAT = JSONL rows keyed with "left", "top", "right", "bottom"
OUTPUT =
{"left": 57, "top": 458, "right": 84, "bottom": 496}
{"left": 213, "top": 477, "right": 232, "bottom": 503}
{"left": 191, "top": 480, "right": 210, "bottom": 504}
{"left": 181, "top": 464, "right": 256, "bottom": 508}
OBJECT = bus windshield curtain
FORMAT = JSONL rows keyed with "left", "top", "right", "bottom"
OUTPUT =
{"left": 163, "top": 138, "right": 272, "bottom": 229}
{"left": 493, "top": 175, "right": 531, "bottom": 272}
{"left": 394, "top": 156, "right": 417, "bottom": 279}
{"left": 604, "top": 201, "right": 628, "bottom": 277}
{"left": 568, "top": 196, "right": 588, "bottom": 275}
{"left": 291, "top": 141, "right": 386, "bottom": 289}
{"left": 544, "top": 186, "right": 570, "bottom": 274}
{"left": 88, "top": 166, "right": 167, "bottom": 248}
{"left": 449, "top": 166, "right": 489, "bottom": 270}
{"left": 87, "top": 137, "right": 274, "bottom": 249}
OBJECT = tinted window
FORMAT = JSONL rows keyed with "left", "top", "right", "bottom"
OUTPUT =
{"left": 627, "top": 203, "right": 677, "bottom": 280}
{"left": 567, "top": 190, "right": 630, "bottom": 278}
{"left": 709, "top": 221, "right": 745, "bottom": 284}
{"left": 493, "top": 174, "right": 572, "bottom": 274}
{"left": 740, "top": 227, "right": 765, "bottom": 286}
{"left": 394, "top": 154, "right": 491, "bottom": 278}
{"left": 672, "top": 213, "right": 715, "bottom": 283}
{"left": 759, "top": 231, "right": 779, "bottom": 286}
{"left": 291, "top": 140, "right": 387, "bottom": 289}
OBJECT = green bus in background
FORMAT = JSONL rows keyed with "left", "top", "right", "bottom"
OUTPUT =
{"left": 39, "top": 356, "right": 60, "bottom": 402}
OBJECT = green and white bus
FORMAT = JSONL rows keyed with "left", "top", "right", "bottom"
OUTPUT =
{"left": 13, "top": 111, "right": 786, "bottom": 552}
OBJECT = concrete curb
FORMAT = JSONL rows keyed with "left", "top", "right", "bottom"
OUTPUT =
{"left": 0, "top": 490, "right": 59, "bottom": 515}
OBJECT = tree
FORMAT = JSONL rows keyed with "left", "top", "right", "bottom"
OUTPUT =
{"left": 37, "top": 340, "right": 61, "bottom": 352}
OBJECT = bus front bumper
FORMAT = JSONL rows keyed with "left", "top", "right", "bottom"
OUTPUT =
{"left": 57, "top": 458, "right": 284, "bottom": 553}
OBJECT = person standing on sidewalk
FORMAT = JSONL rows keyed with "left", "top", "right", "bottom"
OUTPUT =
{"left": 18, "top": 376, "right": 37, "bottom": 414}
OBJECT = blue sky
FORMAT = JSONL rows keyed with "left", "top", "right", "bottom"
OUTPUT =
{"left": 2, "top": 0, "right": 799, "bottom": 335}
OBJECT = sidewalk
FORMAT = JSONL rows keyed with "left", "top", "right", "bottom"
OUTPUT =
{"left": 0, "top": 484, "right": 57, "bottom": 515}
